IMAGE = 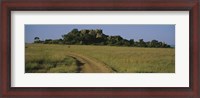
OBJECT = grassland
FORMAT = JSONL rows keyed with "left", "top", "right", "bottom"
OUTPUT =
{"left": 25, "top": 44, "right": 175, "bottom": 73}
{"left": 25, "top": 44, "right": 78, "bottom": 73}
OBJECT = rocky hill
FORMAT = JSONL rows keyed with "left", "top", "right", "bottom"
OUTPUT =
{"left": 34, "top": 28, "right": 171, "bottom": 48}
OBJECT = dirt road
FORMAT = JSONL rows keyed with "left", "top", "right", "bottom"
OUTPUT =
{"left": 66, "top": 52, "right": 115, "bottom": 73}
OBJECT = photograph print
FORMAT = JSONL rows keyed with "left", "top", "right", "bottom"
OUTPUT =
{"left": 25, "top": 25, "right": 175, "bottom": 73}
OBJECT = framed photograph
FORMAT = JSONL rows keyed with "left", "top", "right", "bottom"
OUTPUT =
{"left": 1, "top": 0, "right": 199, "bottom": 97}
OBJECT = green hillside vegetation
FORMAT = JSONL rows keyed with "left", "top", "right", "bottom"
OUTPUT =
{"left": 34, "top": 29, "right": 171, "bottom": 48}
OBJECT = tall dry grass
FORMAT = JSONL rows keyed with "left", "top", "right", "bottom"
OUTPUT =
{"left": 25, "top": 44, "right": 78, "bottom": 73}
{"left": 25, "top": 44, "right": 175, "bottom": 73}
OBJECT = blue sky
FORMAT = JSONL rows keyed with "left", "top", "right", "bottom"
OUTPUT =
{"left": 25, "top": 25, "right": 175, "bottom": 45}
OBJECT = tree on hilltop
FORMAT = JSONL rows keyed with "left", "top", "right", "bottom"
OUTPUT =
{"left": 35, "top": 28, "right": 171, "bottom": 48}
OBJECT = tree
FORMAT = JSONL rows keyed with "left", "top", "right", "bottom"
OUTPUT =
{"left": 34, "top": 37, "right": 40, "bottom": 40}
{"left": 71, "top": 28, "right": 79, "bottom": 34}
{"left": 36, "top": 28, "right": 172, "bottom": 48}
{"left": 151, "top": 40, "right": 158, "bottom": 47}
{"left": 34, "top": 37, "right": 40, "bottom": 43}
{"left": 44, "top": 39, "right": 53, "bottom": 44}
{"left": 138, "top": 39, "right": 146, "bottom": 47}
{"left": 129, "top": 39, "right": 134, "bottom": 46}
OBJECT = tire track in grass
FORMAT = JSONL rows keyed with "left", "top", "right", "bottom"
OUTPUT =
{"left": 67, "top": 52, "right": 116, "bottom": 73}
{"left": 70, "top": 56, "right": 84, "bottom": 73}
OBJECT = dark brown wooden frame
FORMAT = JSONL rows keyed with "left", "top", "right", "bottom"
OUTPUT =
{"left": 0, "top": 0, "right": 199, "bottom": 98}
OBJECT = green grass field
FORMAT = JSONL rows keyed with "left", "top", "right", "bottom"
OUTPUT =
{"left": 25, "top": 44, "right": 175, "bottom": 73}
